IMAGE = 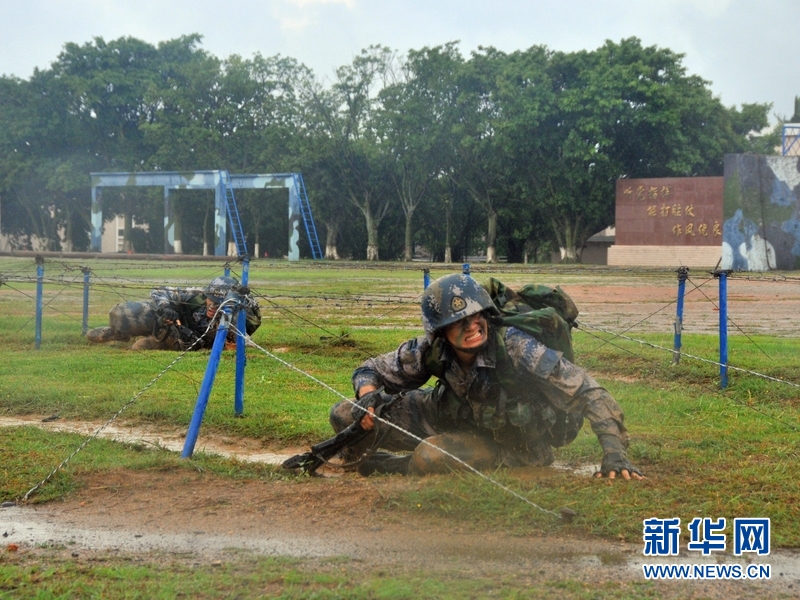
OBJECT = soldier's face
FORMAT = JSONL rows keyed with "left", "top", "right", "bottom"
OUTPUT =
{"left": 444, "top": 312, "right": 488, "bottom": 354}
{"left": 205, "top": 298, "right": 219, "bottom": 318}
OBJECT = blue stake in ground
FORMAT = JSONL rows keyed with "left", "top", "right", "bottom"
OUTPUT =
{"left": 181, "top": 278, "right": 251, "bottom": 458}
{"left": 82, "top": 267, "right": 90, "bottom": 336}
{"left": 714, "top": 269, "right": 732, "bottom": 389}
{"left": 673, "top": 267, "right": 689, "bottom": 365}
{"left": 234, "top": 260, "right": 250, "bottom": 416}
{"left": 35, "top": 256, "right": 44, "bottom": 350}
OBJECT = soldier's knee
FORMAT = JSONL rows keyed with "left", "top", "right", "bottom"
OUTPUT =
{"left": 330, "top": 400, "right": 355, "bottom": 433}
{"left": 109, "top": 302, "right": 156, "bottom": 339}
{"left": 409, "top": 432, "right": 499, "bottom": 475}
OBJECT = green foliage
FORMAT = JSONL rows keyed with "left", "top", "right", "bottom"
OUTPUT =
{"left": 0, "top": 36, "right": 772, "bottom": 262}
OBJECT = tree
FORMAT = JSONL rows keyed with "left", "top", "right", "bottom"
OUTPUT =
{"left": 379, "top": 44, "right": 462, "bottom": 261}
{"left": 448, "top": 47, "right": 523, "bottom": 263}
{"left": 308, "top": 46, "right": 397, "bottom": 260}
{"left": 531, "top": 38, "right": 772, "bottom": 261}
{"left": 1, "top": 34, "right": 774, "bottom": 260}
{"left": 0, "top": 63, "right": 97, "bottom": 250}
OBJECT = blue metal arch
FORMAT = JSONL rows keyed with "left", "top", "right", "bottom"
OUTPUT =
{"left": 90, "top": 170, "right": 321, "bottom": 259}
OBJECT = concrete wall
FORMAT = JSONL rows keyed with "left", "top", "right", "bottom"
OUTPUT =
{"left": 722, "top": 154, "right": 800, "bottom": 271}
{"left": 608, "top": 245, "right": 721, "bottom": 268}
{"left": 609, "top": 156, "right": 800, "bottom": 271}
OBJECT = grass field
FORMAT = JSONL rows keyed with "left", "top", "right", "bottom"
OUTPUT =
{"left": 1, "top": 256, "right": 798, "bottom": 598}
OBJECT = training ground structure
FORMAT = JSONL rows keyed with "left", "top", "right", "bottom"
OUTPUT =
{"left": 90, "top": 170, "right": 322, "bottom": 260}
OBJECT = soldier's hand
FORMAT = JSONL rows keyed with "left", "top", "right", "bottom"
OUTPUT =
{"left": 351, "top": 388, "right": 384, "bottom": 429}
{"left": 595, "top": 452, "right": 644, "bottom": 480}
{"left": 594, "top": 468, "right": 644, "bottom": 480}
{"left": 160, "top": 308, "right": 180, "bottom": 324}
{"left": 360, "top": 406, "right": 376, "bottom": 430}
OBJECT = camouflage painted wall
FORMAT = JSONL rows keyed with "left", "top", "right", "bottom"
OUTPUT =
{"left": 615, "top": 177, "right": 723, "bottom": 246}
{"left": 722, "top": 154, "right": 800, "bottom": 271}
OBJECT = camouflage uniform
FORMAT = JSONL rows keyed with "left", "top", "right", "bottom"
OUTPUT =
{"left": 330, "top": 326, "right": 629, "bottom": 473}
{"left": 87, "top": 286, "right": 261, "bottom": 351}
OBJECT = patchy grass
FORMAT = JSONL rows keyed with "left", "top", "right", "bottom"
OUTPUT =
{"left": 0, "top": 426, "right": 285, "bottom": 503}
{"left": 0, "top": 551, "right": 668, "bottom": 600}
{"left": 1, "top": 257, "right": 800, "bottom": 547}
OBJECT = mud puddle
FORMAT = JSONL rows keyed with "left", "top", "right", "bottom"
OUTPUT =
{"left": 2, "top": 502, "right": 798, "bottom": 594}
{"left": 0, "top": 416, "right": 297, "bottom": 465}
{"left": 0, "top": 505, "right": 356, "bottom": 559}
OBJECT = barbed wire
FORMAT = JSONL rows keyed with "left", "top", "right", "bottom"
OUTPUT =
{"left": 577, "top": 325, "right": 800, "bottom": 433}
{"left": 16, "top": 296, "right": 254, "bottom": 503}
{"left": 9, "top": 258, "right": 799, "bottom": 517}
{"left": 685, "top": 276, "right": 772, "bottom": 359}
{"left": 2, "top": 281, "right": 87, "bottom": 333}
{"left": 236, "top": 324, "right": 564, "bottom": 520}
{"left": 578, "top": 320, "right": 800, "bottom": 390}
{"left": 21, "top": 329, "right": 213, "bottom": 503}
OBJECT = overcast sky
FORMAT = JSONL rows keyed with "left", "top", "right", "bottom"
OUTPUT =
{"left": 1, "top": 0, "right": 798, "bottom": 122}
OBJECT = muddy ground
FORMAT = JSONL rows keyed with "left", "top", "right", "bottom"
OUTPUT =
{"left": 2, "top": 458, "right": 798, "bottom": 599}
{"left": 3, "top": 274, "right": 800, "bottom": 598}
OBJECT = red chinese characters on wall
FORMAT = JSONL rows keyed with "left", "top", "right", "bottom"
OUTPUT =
{"left": 615, "top": 177, "right": 723, "bottom": 246}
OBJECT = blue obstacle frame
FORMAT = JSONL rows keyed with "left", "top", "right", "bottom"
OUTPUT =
{"left": 90, "top": 170, "right": 321, "bottom": 259}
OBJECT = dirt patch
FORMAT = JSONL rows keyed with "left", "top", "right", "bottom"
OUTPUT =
{"left": 3, "top": 469, "right": 798, "bottom": 598}
{"left": 3, "top": 275, "right": 800, "bottom": 596}
{"left": 0, "top": 415, "right": 304, "bottom": 465}
{"left": 568, "top": 276, "right": 800, "bottom": 337}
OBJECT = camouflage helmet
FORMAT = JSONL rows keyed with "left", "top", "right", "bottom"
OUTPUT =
{"left": 205, "top": 275, "right": 239, "bottom": 303}
{"left": 421, "top": 274, "right": 499, "bottom": 335}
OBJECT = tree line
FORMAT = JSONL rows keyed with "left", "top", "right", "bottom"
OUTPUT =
{"left": 0, "top": 34, "right": 776, "bottom": 262}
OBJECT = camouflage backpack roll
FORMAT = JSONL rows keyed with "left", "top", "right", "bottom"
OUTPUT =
{"left": 482, "top": 277, "right": 578, "bottom": 361}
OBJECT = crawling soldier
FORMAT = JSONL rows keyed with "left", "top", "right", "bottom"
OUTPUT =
{"left": 86, "top": 276, "right": 261, "bottom": 350}
{"left": 329, "top": 273, "right": 643, "bottom": 480}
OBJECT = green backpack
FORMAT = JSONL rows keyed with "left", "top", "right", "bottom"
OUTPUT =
{"left": 482, "top": 277, "right": 578, "bottom": 362}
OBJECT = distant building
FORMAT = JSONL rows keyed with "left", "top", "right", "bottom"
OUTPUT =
{"left": 99, "top": 215, "right": 149, "bottom": 253}
{"left": 582, "top": 226, "right": 616, "bottom": 265}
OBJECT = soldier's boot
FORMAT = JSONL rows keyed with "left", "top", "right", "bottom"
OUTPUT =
{"left": 356, "top": 452, "right": 412, "bottom": 476}
{"left": 526, "top": 439, "right": 555, "bottom": 467}
{"left": 131, "top": 336, "right": 175, "bottom": 350}
{"left": 86, "top": 326, "right": 115, "bottom": 344}
{"left": 409, "top": 432, "right": 499, "bottom": 475}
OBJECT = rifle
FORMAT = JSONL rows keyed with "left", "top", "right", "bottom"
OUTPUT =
{"left": 282, "top": 421, "right": 371, "bottom": 475}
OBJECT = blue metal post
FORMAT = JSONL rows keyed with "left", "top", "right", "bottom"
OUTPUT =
{"left": 35, "top": 256, "right": 44, "bottom": 349}
{"left": 423, "top": 268, "right": 430, "bottom": 289}
{"left": 182, "top": 310, "right": 232, "bottom": 458}
{"left": 673, "top": 267, "right": 689, "bottom": 364}
{"left": 234, "top": 259, "right": 250, "bottom": 416}
{"left": 717, "top": 270, "right": 730, "bottom": 389}
{"left": 82, "top": 267, "right": 90, "bottom": 336}
{"left": 224, "top": 264, "right": 231, "bottom": 277}
{"left": 462, "top": 263, "right": 470, "bottom": 276}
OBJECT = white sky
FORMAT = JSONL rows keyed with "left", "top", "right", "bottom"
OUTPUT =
{"left": 1, "top": 0, "right": 798, "bottom": 121}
